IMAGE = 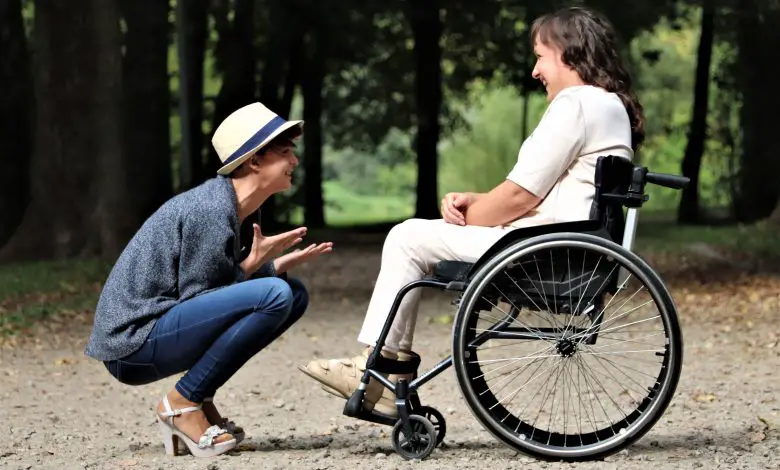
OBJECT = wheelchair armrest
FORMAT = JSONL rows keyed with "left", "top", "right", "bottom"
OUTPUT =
{"left": 432, "top": 260, "right": 473, "bottom": 282}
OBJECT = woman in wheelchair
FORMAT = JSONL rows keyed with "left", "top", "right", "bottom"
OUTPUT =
{"left": 85, "top": 103, "right": 332, "bottom": 458}
{"left": 300, "top": 5, "right": 644, "bottom": 415}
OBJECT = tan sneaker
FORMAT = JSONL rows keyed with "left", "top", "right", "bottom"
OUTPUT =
{"left": 298, "top": 347, "right": 398, "bottom": 416}
{"left": 299, "top": 348, "right": 422, "bottom": 418}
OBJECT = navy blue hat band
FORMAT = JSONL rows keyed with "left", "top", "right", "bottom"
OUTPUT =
{"left": 222, "top": 115, "right": 287, "bottom": 166}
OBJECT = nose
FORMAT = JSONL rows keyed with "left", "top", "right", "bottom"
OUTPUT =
{"left": 531, "top": 61, "right": 540, "bottom": 79}
{"left": 290, "top": 154, "right": 299, "bottom": 166}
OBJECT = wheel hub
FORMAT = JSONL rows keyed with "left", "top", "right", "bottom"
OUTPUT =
{"left": 556, "top": 337, "right": 577, "bottom": 357}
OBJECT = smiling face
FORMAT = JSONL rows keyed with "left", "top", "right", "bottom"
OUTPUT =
{"left": 254, "top": 141, "right": 299, "bottom": 193}
{"left": 531, "top": 37, "right": 584, "bottom": 102}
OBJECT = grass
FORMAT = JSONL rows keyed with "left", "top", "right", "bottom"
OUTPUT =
{"left": 634, "top": 213, "right": 780, "bottom": 256}
{"left": 287, "top": 181, "right": 415, "bottom": 227}
{"left": 0, "top": 258, "right": 111, "bottom": 338}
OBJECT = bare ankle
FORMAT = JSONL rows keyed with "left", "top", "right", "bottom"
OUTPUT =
{"left": 166, "top": 389, "right": 197, "bottom": 407}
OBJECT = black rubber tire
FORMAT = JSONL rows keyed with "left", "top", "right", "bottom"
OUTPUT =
{"left": 452, "top": 232, "right": 683, "bottom": 462}
{"left": 391, "top": 414, "right": 438, "bottom": 460}
{"left": 415, "top": 406, "right": 446, "bottom": 446}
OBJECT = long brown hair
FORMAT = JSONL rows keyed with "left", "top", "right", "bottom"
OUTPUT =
{"left": 530, "top": 6, "right": 645, "bottom": 151}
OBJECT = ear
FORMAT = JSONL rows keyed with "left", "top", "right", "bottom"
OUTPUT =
{"left": 247, "top": 154, "right": 263, "bottom": 172}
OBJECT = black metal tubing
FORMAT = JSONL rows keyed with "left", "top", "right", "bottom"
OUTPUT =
{"left": 465, "top": 306, "right": 520, "bottom": 349}
{"left": 346, "top": 278, "right": 450, "bottom": 421}
{"left": 409, "top": 356, "right": 452, "bottom": 391}
{"left": 405, "top": 306, "right": 522, "bottom": 391}
{"left": 364, "top": 278, "right": 449, "bottom": 378}
{"left": 368, "top": 369, "right": 397, "bottom": 392}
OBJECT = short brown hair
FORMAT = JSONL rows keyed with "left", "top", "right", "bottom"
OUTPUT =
{"left": 258, "top": 125, "right": 302, "bottom": 155}
{"left": 229, "top": 124, "right": 302, "bottom": 177}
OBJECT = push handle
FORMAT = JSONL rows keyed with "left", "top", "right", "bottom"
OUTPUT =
{"left": 645, "top": 172, "right": 690, "bottom": 190}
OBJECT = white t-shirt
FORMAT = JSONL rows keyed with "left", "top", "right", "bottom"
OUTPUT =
{"left": 505, "top": 85, "right": 633, "bottom": 228}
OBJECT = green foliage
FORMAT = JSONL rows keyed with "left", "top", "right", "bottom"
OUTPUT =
{"left": 631, "top": 6, "right": 740, "bottom": 213}
{"left": 287, "top": 180, "right": 413, "bottom": 226}
{"left": 323, "top": 127, "right": 416, "bottom": 197}
{"left": 321, "top": 4, "right": 743, "bottom": 222}
{"left": 635, "top": 215, "right": 780, "bottom": 256}
{"left": 162, "top": 1, "right": 745, "bottom": 226}
{"left": 439, "top": 82, "right": 548, "bottom": 195}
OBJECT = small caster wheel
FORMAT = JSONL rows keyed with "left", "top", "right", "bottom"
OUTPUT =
{"left": 392, "top": 414, "right": 437, "bottom": 460}
{"left": 416, "top": 406, "right": 446, "bottom": 446}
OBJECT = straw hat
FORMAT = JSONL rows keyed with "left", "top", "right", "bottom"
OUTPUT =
{"left": 212, "top": 102, "right": 303, "bottom": 175}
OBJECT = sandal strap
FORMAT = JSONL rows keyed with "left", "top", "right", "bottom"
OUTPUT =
{"left": 159, "top": 395, "right": 203, "bottom": 418}
{"left": 198, "top": 425, "right": 228, "bottom": 449}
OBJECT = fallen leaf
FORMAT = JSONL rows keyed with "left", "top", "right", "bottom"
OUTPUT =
{"left": 54, "top": 358, "right": 76, "bottom": 366}
{"left": 758, "top": 416, "right": 777, "bottom": 430}
{"left": 693, "top": 393, "right": 716, "bottom": 403}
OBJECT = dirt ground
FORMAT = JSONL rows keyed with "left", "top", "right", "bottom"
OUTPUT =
{"left": 1, "top": 243, "right": 779, "bottom": 470}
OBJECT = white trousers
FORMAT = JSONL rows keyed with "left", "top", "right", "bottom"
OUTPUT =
{"left": 356, "top": 218, "right": 518, "bottom": 353}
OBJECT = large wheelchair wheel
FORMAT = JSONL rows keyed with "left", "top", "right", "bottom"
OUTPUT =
{"left": 452, "top": 232, "right": 683, "bottom": 461}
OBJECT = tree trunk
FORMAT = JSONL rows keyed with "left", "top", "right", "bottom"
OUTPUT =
{"left": 179, "top": 0, "right": 210, "bottom": 187}
{"left": 94, "top": 0, "right": 129, "bottom": 257}
{"left": 257, "top": 2, "right": 301, "bottom": 231}
{"left": 408, "top": 0, "right": 443, "bottom": 219}
{"left": 769, "top": 199, "right": 780, "bottom": 226}
{"left": 280, "top": 34, "right": 304, "bottom": 119}
{"left": 0, "top": 0, "right": 33, "bottom": 250}
{"left": 120, "top": 0, "right": 172, "bottom": 230}
{"left": 0, "top": 0, "right": 125, "bottom": 262}
{"left": 207, "top": 0, "right": 256, "bottom": 177}
{"left": 733, "top": 0, "right": 780, "bottom": 222}
{"left": 677, "top": 0, "right": 715, "bottom": 224}
{"left": 301, "top": 27, "right": 326, "bottom": 228}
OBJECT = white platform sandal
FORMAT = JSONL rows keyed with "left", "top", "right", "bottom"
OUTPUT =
{"left": 203, "top": 396, "right": 246, "bottom": 443}
{"left": 157, "top": 395, "right": 237, "bottom": 457}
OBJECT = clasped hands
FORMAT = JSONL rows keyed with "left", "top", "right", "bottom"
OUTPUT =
{"left": 240, "top": 224, "right": 333, "bottom": 277}
{"left": 440, "top": 192, "right": 474, "bottom": 226}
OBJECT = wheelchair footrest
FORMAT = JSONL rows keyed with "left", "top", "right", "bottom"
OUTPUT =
{"left": 345, "top": 407, "right": 398, "bottom": 427}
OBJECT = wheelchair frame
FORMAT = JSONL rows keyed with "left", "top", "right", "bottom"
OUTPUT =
{"left": 341, "top": 155, "right": 689, "bottom": 460}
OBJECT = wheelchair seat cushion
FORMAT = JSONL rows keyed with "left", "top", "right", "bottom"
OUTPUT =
{"left": 432, "top": 260, "right": 473, "bottom": 282}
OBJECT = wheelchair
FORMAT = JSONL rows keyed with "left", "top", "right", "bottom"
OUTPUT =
{"left": 341, "top": 155, "right": 689, "bottom": 462}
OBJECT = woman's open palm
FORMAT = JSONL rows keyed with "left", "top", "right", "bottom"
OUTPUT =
{"left": 241, "top": 224, "right": 307, "bottom": 276}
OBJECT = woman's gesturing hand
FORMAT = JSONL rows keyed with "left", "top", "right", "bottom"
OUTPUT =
{"left": 240, "top": 224, "right": 307, "bottom": 276}
{"left": 274, "top": 241, "right": 333, "bottom": 274}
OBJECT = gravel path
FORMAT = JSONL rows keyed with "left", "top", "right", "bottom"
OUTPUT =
{"left": 1, "top": 245, "right": 779, "bottom": 470}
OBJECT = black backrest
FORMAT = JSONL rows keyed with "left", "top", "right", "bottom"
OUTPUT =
{"left": 464, "top": 155, "right": 635, "bottom": 279}
{"left": 589, "top": 155, "right": 635, "bottom": 243}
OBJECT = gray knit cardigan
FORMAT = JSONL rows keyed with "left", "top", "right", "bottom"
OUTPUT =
{"left": 84, "top": 175, "right": 276, "bottom": 361}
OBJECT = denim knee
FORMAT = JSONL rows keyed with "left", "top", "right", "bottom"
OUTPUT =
{"left": 287, "top": 277, "right": 309, "bottom": 315}
{"left": 256, "top": 277, "right": 294, "bottom": 318}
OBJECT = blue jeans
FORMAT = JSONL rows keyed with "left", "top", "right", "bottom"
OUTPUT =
{"left": 104, "top": 276, "right": 308, "bottom": 402}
